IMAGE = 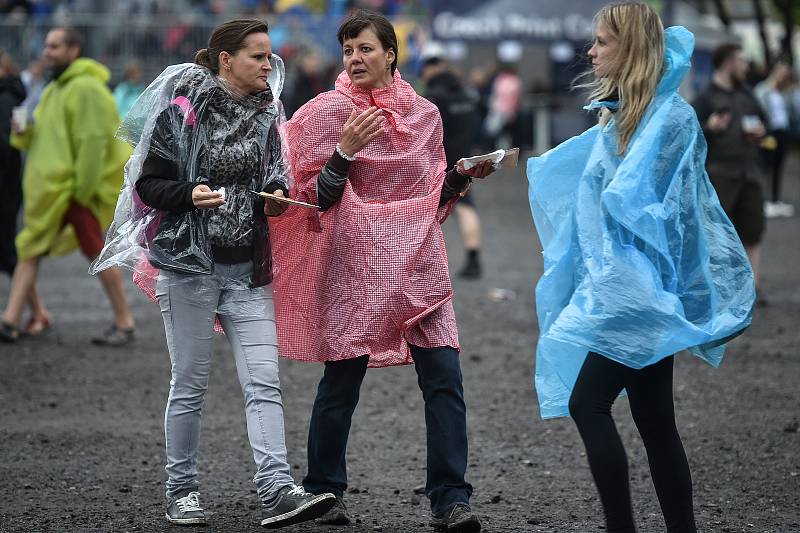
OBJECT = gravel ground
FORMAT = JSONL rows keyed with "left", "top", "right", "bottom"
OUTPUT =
{"left": 1, "top": 151, "right": 798, "bottom": 533}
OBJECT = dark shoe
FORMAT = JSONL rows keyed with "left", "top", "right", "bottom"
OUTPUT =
{"left": 315, "top": 495, "right": 351, "bottom": 525}
{"left": 165, "top": 490, "right": 207, "bottom": 526}
{"left": 0, "top": 321, "right": 19, "bottom": 343}
{"left": 458, "top": 259, "right": 482, "bottom": 280}
{"left": 91, "top": 324, "right": 134, "bottom": 346}
{"left": 260, "top": 485, "right": 336, "bottom": 528}
{"left": 430, "top": 503, "right": 481, "bottom": 532}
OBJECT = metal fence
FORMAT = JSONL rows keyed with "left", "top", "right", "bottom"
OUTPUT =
{"left": 0, "top": 13, "right": 364, "bottom": 81}
{"left": 1, "top": 13, "right": 565, "bottom": 151}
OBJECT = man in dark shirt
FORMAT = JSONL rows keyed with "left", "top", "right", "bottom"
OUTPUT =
{"left": 421, "top": 51, "right": 483, "bottom": 279}
{"left": 693, "top": 43, "right": 767, "bottom": 290}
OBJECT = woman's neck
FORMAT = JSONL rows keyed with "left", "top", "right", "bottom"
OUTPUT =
{"left": 712, "top": 71, "right": 735, "bottom": 91}
{"left": 217, "top": 73, "right": 249, "bottom": 96}
{"left": 369, "top": 71, "right": 394, "bottom": 90}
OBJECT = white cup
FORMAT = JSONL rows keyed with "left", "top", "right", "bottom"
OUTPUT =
{"left": 11, "top": 106, "right": 28, "bottom": 132}
{"left": 741, "top": 115, "right": 762, "bottom": 133}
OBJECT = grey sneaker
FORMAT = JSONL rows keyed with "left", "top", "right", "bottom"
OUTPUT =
{"left": 430, "top": 503, "right": 481, "bottom": 532}
{"left": 260, "top": 485, "right": 336, "bottom": 529}
{"left": 316, "top": 495, "right": 351, "bottom": 525}
{"left": 165, "top": 490, "right": 207, "bottom": 526}
{"left": 91, "top": 324, "right": 134, "bottom": 346}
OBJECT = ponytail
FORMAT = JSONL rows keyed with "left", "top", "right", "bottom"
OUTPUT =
{"left": 194, "top": 47, "right": 217, "bottom": 72}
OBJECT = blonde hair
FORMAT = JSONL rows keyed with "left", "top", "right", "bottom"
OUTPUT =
{"left": 587, "top": 2, "right": 664, "bottom": 155}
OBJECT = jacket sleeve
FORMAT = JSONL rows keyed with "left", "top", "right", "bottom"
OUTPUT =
{"left": 316, "top": 150, "right": 352, "bottom": 211}
{"left": 439, "top": 167, "right": 471, "bottom": 206}
{"left": 67, "top": 79, "right": 119, "bottom": 206}
{"left": 135, "top": 106, "right": 196, "bottom": 213}
{"left": 9, "top": 122, "right": 34, "bottom": 152}
{"left": 262, "top": 122, "right": 290, "bottom": 197}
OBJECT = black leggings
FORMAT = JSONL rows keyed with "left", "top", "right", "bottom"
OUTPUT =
{"left": 568, "top": 352, "right": 697, "bottom": 533}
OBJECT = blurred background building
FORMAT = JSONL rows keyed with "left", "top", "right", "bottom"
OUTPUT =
{"left": 1, "top": 0, "right": 798, "bottom": 149}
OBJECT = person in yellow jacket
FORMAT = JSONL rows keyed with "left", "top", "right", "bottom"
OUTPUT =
{"left": 0, "top": 27, "right": 135, "bottom": 345}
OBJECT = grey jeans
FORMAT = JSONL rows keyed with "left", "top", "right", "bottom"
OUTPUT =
{"left": 155, "top": 262, "right": 294, "bottom": 501}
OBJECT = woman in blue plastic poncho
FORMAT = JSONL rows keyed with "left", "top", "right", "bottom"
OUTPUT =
{"left": 527, "top": 3, "right": 755, "bottom": 532}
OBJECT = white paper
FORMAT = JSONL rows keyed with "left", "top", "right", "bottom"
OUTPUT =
{"left": 458, "top": 148, "right": 519, "bottom": 170}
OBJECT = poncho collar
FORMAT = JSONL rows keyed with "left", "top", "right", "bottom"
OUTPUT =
{"left": 334, "top": 69, "right": 415, "bottom": 137}
{"left": 584, "top": 26, "right": 694, "bottom": 112}
{"left": 174, "top": 65, "right": 274, "bottom": 114}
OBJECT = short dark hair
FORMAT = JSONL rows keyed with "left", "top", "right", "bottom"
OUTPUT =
{"left": 195, "top": 18, "right": 269, "bottom": 74}
{"left": 51, "top": 27, "right": 84, "bottom": 56}
{"left": 337, "top": 10, "right": 398, "bottom": 75}
{"left": 422, "top": 56, "right": 442, "bottom": 68}
{"left": 712, "top": 43, "right": 741, "bottom": 70}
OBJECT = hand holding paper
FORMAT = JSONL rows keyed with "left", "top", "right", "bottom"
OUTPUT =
{"left": 457, "top": 148, "right": 520, "bottom": 173}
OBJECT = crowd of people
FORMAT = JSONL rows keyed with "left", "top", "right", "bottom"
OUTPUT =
{"left": 0, "top": 0, "right": 795, "bottom": 531}
{"left": 0, "top": 0, "right": 420, "bottom": 18}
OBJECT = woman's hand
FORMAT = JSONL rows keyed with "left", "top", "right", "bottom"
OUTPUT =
{"left": 456, "top": 160, "right": 496, "bottom": 179}
{"left": 264, "top": 189, "right": 289, "bottom": 217}
{"left": 706, "top": 111, "right": 731, "bottom": 133}
{"left": 192, "top": 184, "right": 224, "bottom": 209}
{"left": 338, "top": 106, "right": 385, "bottom": 157}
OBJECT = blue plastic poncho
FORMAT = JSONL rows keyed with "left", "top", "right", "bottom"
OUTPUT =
{"left": 527, "top": 27, "right": 755, "bottom": 419}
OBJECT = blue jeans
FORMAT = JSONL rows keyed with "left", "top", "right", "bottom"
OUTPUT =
{"left": 303, "top": 345, "right": 473, "bottom": 516}
{"left": 156, "top": 263, "right": 294, "bottom": 502}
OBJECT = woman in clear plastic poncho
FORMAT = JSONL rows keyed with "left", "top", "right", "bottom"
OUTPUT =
{"left": 90, "top": 19, "right": 335, "bottom": 528}
{"left": 527, "top": 3, "right": 754, "bottom": 532}
{"left": 269, "top": 9, "right": 494, "bottom": 531}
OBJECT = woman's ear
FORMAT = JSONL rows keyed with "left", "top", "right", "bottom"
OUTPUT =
{"left": 219, "top": 51, "right": 231, "bottom": 71}
{"left": 386, "top": 49, "right": 395, "bottom": 68}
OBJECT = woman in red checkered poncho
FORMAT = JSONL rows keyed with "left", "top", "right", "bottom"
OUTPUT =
{"left": 269, "top": 9, "right": 494, "bottom": 532}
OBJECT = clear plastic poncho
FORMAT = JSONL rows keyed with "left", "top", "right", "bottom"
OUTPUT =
{"left": 527, "top": 27, "right": 755, "bottom": 419}
{"left": 90, "top": 57, "right": 287, "bottom": 318}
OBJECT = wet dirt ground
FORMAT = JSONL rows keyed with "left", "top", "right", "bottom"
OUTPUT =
{"left": 1, "top": 152, "right": 798, "bottom": 533}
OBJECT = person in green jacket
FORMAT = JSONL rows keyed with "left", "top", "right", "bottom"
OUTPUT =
{"left": 0, "top": 27, "right": 135, "bottom": 345}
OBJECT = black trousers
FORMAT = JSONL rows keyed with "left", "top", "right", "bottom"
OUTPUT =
{"left": 569, "top": 352, "right": 697, "bottom": 533}
{"left": 763, "top": 129, "right": 789, "bottom": 203}
{"left": 302, "top": 346, "right": 473, "bottom": 516}
{"left": 0, "top": 153, "right": 22, "bottom": 276}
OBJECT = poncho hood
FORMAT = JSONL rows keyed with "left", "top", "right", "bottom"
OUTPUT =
{"left": 657, "top": 26, "right": 693, "bottom": 97}
{"left": 334, "top": 69, "right": 415, "bottom": 138}
{"left": 57, "top": 58, "right": 110, "bottom": 86}
{"left": 585, "top": 26, "right": 693, "bottom": 113}
{"left": 526, "top": 26, "right": 755, "bottom": 419}
{"left": 117, "top": 57, "right": 285, "bottom": 148}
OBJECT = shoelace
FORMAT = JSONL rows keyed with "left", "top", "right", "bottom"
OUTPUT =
{"left": 177, "top": 492, "right": 203, "bottom": 513}
{"left": 449, "top": 503, "right": 469, "bottom": 519}
{"left": 287, "top": 485, "right": 310, "bottom": 497}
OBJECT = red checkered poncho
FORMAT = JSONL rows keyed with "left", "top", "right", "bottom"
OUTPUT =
{"left": 270, "top": 70, "right": 460, "bottom": 367}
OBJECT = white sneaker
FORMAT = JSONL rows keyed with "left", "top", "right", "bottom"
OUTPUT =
{"left": 776, "top": 201, "right": 795, "bottom": 217}
{"left": 765, "top": 201, "right": 782, "bottom": 218}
